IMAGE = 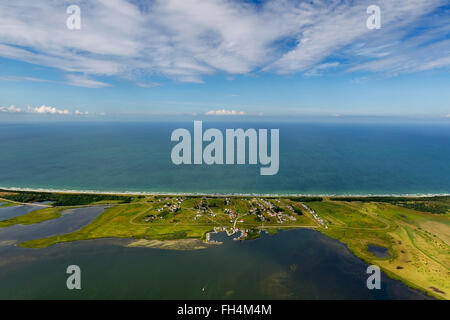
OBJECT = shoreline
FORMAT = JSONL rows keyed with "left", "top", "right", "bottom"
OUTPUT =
{"left": 1, "top": 186, "right": 449, "bottom": 198}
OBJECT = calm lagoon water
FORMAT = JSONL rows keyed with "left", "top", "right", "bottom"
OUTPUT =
{"left": 0, "top": 227, "right": 430, "bottom": 300}
{"left": 0, "top": 206, "right": 105, "bottom": 246}
{"left": 0, "top": 121, "right": 449, "bottom": 195}
{"left": 0, "top": 205, "right": 42, "bottom": 221}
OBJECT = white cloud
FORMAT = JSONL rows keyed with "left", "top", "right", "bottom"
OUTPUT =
{"left": 351, "top": 76, "right": 370, "bottom": 84}
{"left": 0, "top": 76, "right": 54, "bottom": 83}
{"left": 64, "top": 74, "right": 111, "bottom": 88}
{"left": 304, "top": 62, "right": 340, "bottom": 77}
{"left": 205, "top": 109, "right": 246, "bottom": 116}
{"left": 0, "top": 104, "right": 92, "bottom": 115}
{"left": 136, "top": 82, "right": 161, "bottom": 88}
{"left": 0, "top": 74, "right": 111, "bottom": 88}
{"left": 0, "top": 105, "right": 22, "bottom": 113}
{"left": 27, "top": 105, "right": 70, "bottom": 115}
{"left": 0, "top": 0, "right": 447, "bottom": 85}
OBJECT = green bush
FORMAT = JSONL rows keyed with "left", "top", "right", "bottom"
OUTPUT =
{"left": 0, "top": 190, "right": 133, "bottom": 206}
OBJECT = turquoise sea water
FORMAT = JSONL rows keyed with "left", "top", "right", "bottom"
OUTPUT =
{"left": 0, "top": 121, "right": 449, "bottom": 195}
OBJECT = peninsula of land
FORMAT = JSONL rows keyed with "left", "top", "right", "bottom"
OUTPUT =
{"left": 0, "top": 189, "right": 449, "bottom": 300}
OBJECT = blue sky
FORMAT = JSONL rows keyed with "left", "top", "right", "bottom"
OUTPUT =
{"left": 0, "top": 0, "right": 449, "bottom": 120}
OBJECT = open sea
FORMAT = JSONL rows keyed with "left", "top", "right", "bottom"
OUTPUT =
{"left": 0, "top": 121, "right": 448, "bottom": 195}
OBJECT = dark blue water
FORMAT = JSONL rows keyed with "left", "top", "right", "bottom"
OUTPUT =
{"left": 0, "top": 121, "right": 449, "bottom": 195}
{"left": 0, "top": 205, "right": 42, "bottom": 221}
{"left": 0, "top": 229, "right": 431, "bottom": 299}
{"left": 367, "top": 245, "right": 390, "bottom": 259}
{"left": 0, "top": 206, "right": 105, "bottom": 246}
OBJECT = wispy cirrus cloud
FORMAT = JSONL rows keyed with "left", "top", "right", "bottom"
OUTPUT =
{"left": 0, "top": 0, "right": 448, "bottom": 86}
{"left": 64, "top": 74, "right": 111, "bottom": 88}
{"left": 304, "top": 62, "right": 340, "bottom": 77}
{"left": 0, "top": 74, "right": 110, "bottom": 88}
{"left": 136, "top": 82, "right": 161, "bottom": 88}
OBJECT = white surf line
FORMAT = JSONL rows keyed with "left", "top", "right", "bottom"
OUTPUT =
{"left": 1, "top": 187, "right": 449, "bottom": 198}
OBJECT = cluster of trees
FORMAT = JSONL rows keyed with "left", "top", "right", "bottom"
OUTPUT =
{"left": 0, "top": 190, "right": 133, "bottom": 206}
{"left": 246, "top": 229, "right": 261, "bottom": 240}
{"left": 330, "top": 196, "right": 448, "bottom": 203}
{"left": 272, "top": 205, "right": 284, "bottom": 213}
{"left": 208, "top": 201, "right": 218, "bottom": 207}
{"left": 158, "top": 210, "right": 171, "bottom": 218}
{"left": 289, "top": 197, "right": 323, "bottom": 202}
{"left": 399, "top": 202, "right": 449, "bottom": 214}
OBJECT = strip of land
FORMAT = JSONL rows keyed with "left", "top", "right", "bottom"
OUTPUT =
{"left": 0, "top": 189, "right": 449, "bottom": 299}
